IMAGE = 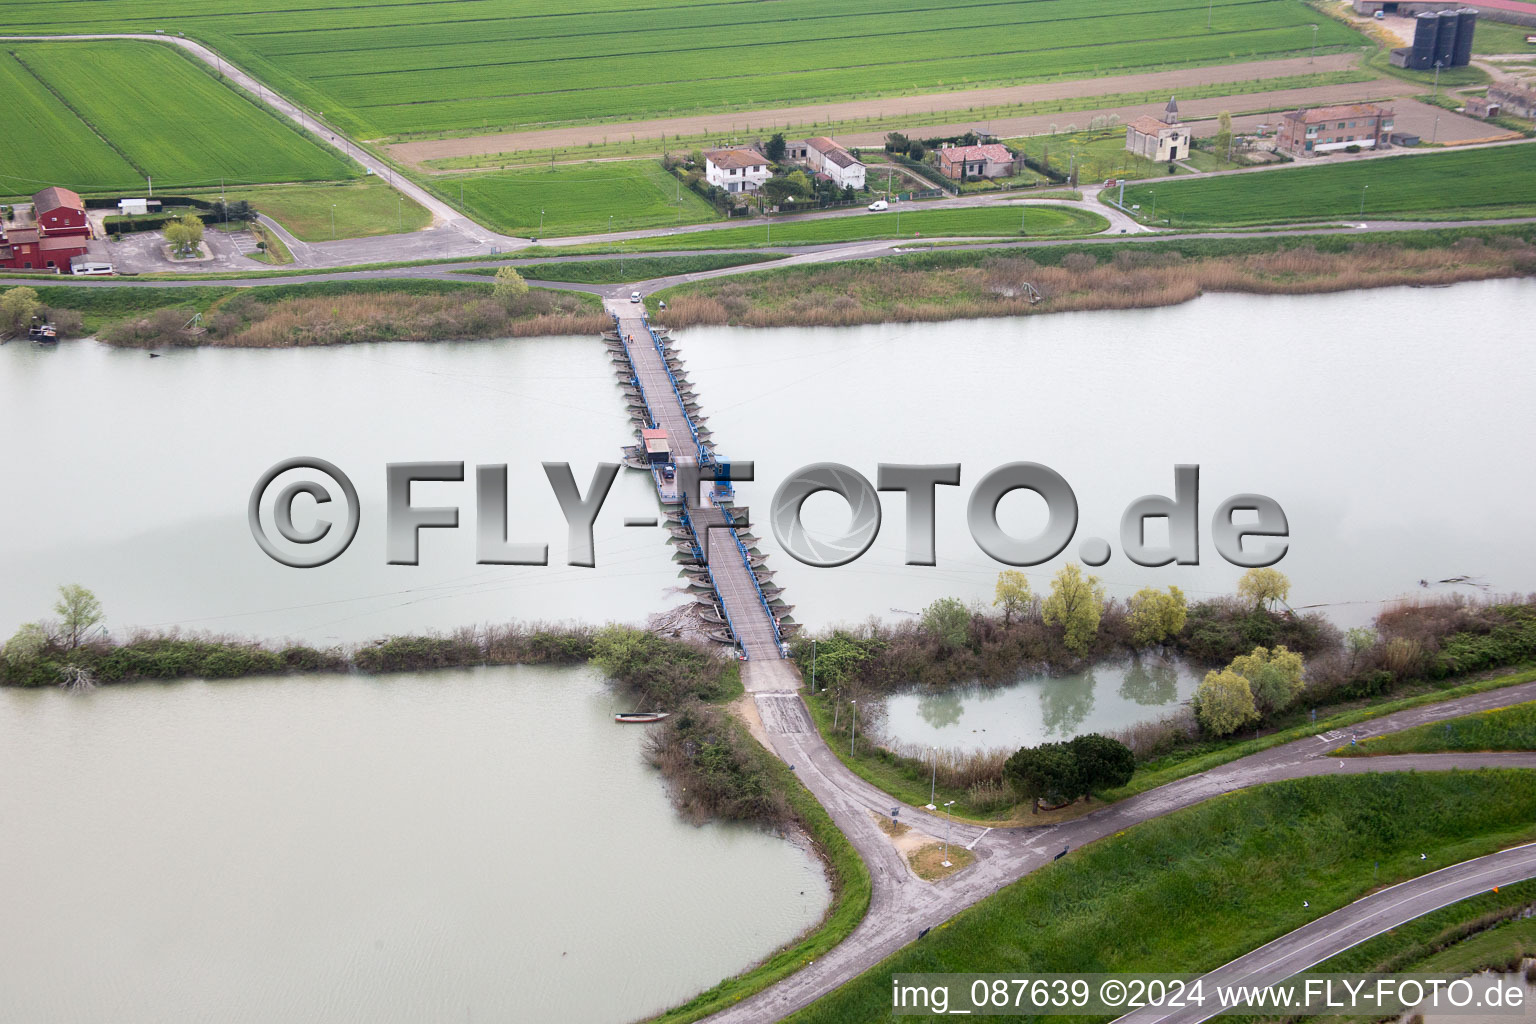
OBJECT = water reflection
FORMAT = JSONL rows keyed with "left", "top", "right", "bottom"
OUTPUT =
{"left": 883, "top": 657, "right": 1200, "bottom": 752}
{"left": 1041, "top": 667, "right": 1098, "bottom": 737}
{"left": 1119, "top": 657, "right": 1182, "bottom": 706}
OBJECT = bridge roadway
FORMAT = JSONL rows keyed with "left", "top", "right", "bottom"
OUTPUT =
{"left": 610, "top": 301, "right": 784, "bottom": 662}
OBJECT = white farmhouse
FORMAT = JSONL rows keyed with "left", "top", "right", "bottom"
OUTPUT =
{"left": 704, "top": 149, "right": 770, "bottom": 193}
{"left": 804, "top": 136, "right": 866, "bottom": 190}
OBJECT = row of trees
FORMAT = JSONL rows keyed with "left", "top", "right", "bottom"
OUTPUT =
{"left": 1002, "top": 733, "right": 1136, "bottom": 813}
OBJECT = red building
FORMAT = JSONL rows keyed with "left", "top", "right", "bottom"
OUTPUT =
{"left": 32, "top": 186, "right": 90, "bottom": 237}
{"left": 1, "top": 186, "right": 91, "bottom": 271}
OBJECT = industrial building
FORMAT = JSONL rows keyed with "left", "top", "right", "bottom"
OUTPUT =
{"left": 1388, "top": 8, "right": 1479, "bottom": 69}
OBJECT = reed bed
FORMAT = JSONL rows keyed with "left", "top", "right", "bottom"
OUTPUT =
{"left": 654, "top": 236, "right": 1536, "bottom": 330}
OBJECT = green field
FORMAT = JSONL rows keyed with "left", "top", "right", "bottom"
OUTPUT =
{"left": 1342, "top": 700, "right": 1536, "bottom": 756}
{"left": 1, "top": 41, "right": 355, "bottom": 199}
{"left": 202, "top": 180, "right": 430, "bottom": 240}
{"left": 0, "top": 0, "right": 1363, "bottom": 139}
{"left": 434, "top": 161, "right": 719, "bottom": 237}
{"left": 550, "top": 204, "right": 1109, "bottom": 253}
{"left": 1472, "top": 19, "right": 1536, "bottom": 55}
{"left": 1118, "top": 143, "right": 1536, "bottom": 226}
{"left": 787, "top": 770, "right": 1536, "bottom": 1023}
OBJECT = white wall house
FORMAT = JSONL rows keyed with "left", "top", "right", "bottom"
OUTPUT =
{"left": 704, "top": 149, "right": 770, "bottom": 193}
{"left": 804, "top": 136, "right": 866, "bottom": 190}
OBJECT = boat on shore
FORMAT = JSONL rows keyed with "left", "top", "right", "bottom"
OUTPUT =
{"left": 614, "top": 711, "right": 670, "bottom": 723}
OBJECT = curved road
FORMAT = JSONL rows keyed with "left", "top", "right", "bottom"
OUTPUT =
{"left": 709, "top": 674, "right": 1536, "bottom": 1024}
{"left": 1112, "top": 841, "right": 1536, "bottom": 1024}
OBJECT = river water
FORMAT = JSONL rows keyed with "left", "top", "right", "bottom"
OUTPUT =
{"left": 0, "top": 665, "right": 830, "bottom": 1023}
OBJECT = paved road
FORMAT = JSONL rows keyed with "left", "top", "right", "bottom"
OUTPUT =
{"left": 1111, "top": 842, "right": 1536, "bottom": 1024}
{"left": 701, "top": 674, "right": 1536, "bottom": 1024}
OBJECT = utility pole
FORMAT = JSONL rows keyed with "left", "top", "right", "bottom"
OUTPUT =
{"left": 941, "top": 800, "right": 956, "bottom": 867}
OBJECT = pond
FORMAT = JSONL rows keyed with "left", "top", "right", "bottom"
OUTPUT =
{"left": 0, "top": 665, "right": 830, "bottom": 1023}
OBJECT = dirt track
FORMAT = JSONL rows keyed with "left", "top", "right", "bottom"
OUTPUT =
{"left": 387, "top": 53, "right": 1371, "bottom": 167}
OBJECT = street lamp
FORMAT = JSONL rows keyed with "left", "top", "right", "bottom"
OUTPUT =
{"left": 941, "top": 800, "right": 956, "bottom": 868}
{"left": 849, "top": 699, "right": 858, "bottom": 755}
{"left": 926, "top": 748, "right": 937, "bottom": 810}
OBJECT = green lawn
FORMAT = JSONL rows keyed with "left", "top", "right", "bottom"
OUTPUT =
{"left": 1117, "top": 143, "right": 1536, "bottom": 226}
{"left": 0, "top": 41, "right": 355, "bottom": 198}
{"left": 1011, "top": 128, "right": 1185, "bottom": 183}
{"left": 0, "top": 0, "right": 1364, "bottom": 139}
{"left": 195, "top": 181, "right": 431, "bottom": 241}
{"left": 788, "top": 771, "right": 1536, "bottom": 1023}
{"left": 1471, "top": 20, "right": 1536, "bottom": 56}
{"left": 550, "top": 204, "right": 1109, "bottom": 253}
{"left": 433, "top": 161, "right": 719, "bottom": 237}
{"left": 1341, "top": 700, "right": 1536, "bottom": 756}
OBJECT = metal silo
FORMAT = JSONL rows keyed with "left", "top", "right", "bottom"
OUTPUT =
{"left": 1411, "top": 12, "right": 1439, "bottom": 69}
{"left": 1435, "top": 9, "right": 1460, "bottom": 68}
{"left": 1453, "top": 8, "right": 1477, "bottom": 66}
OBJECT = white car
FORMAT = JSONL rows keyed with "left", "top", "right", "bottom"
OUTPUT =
{"left": 868, "top": 199, "right": 889, "bottom": 211}
{"left": 630, "top": 291, "right": 642, "bottom": 303}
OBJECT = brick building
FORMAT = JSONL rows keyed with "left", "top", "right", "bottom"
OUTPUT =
{"left": 1276, "top": 104, "right": 1395, "bottom": 157}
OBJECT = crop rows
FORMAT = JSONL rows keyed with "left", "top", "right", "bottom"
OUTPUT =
{"left": 0, "top": 41, "right": 357, "bottom": 198}
{"left": 0, "top": 0, "right": 1361, "bottom": 139}
{"left": 1120, "top": 143, "right": 1536, "bottom": 226}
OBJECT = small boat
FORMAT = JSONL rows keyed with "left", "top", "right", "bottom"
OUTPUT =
{"left": 614, "top": 711, "right": 669, "bottom": 723}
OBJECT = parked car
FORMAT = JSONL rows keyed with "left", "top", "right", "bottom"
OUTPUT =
{"left": 868, "top": 199, "right": 889, "bottom": 211}
{"left": 630, "top": 291, "right": 642, "bottom": 303}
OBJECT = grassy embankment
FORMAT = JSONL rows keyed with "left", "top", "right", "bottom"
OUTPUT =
{"left": 1117, "top": 143, "right": 1536, "bottom": 227}
{"left": 785, "top": 770, "right": 1536, "bottom": 1024}
{"left": 545, "top": 205, "right": 1108, "bottom": 255}
{"left": 456, "top": 253, "right": 784, "bottom": 284}
{"left": 0, "top": 41, "right": 354, "bottom": 199}
{"left": 647, "top": 223, "right": 1536, "bottom": 330}
{"left": 1340, "top": 700, "right": 1536, "bottom": 756}
{"left": 0, "top": 280, "right": 605, "bottom": 345}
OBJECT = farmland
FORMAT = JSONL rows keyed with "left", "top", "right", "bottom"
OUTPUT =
{"left": 548, "top": 204, "right": 1109, "bottom": 252}
{"left": 432, "top": 161, "right": 720, "bottom": 237}
{"left": 198, "top": 180, "right": 431, "bottom": 240}
{"left": 0, "top": 41, "right": 356, "bottom": 199}
{"left": 0, "top": 0, "right": 1364, "bottom": 140}
{"left": 1117, "top": 142, "right": 1536, "bottom": 226}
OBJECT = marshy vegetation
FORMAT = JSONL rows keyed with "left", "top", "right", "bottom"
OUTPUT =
{"left": 652, "top": 228, "right": 1536, "bottom": 329}
{"left": 99, "top": 279, "right": 607, "bottom": 348}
